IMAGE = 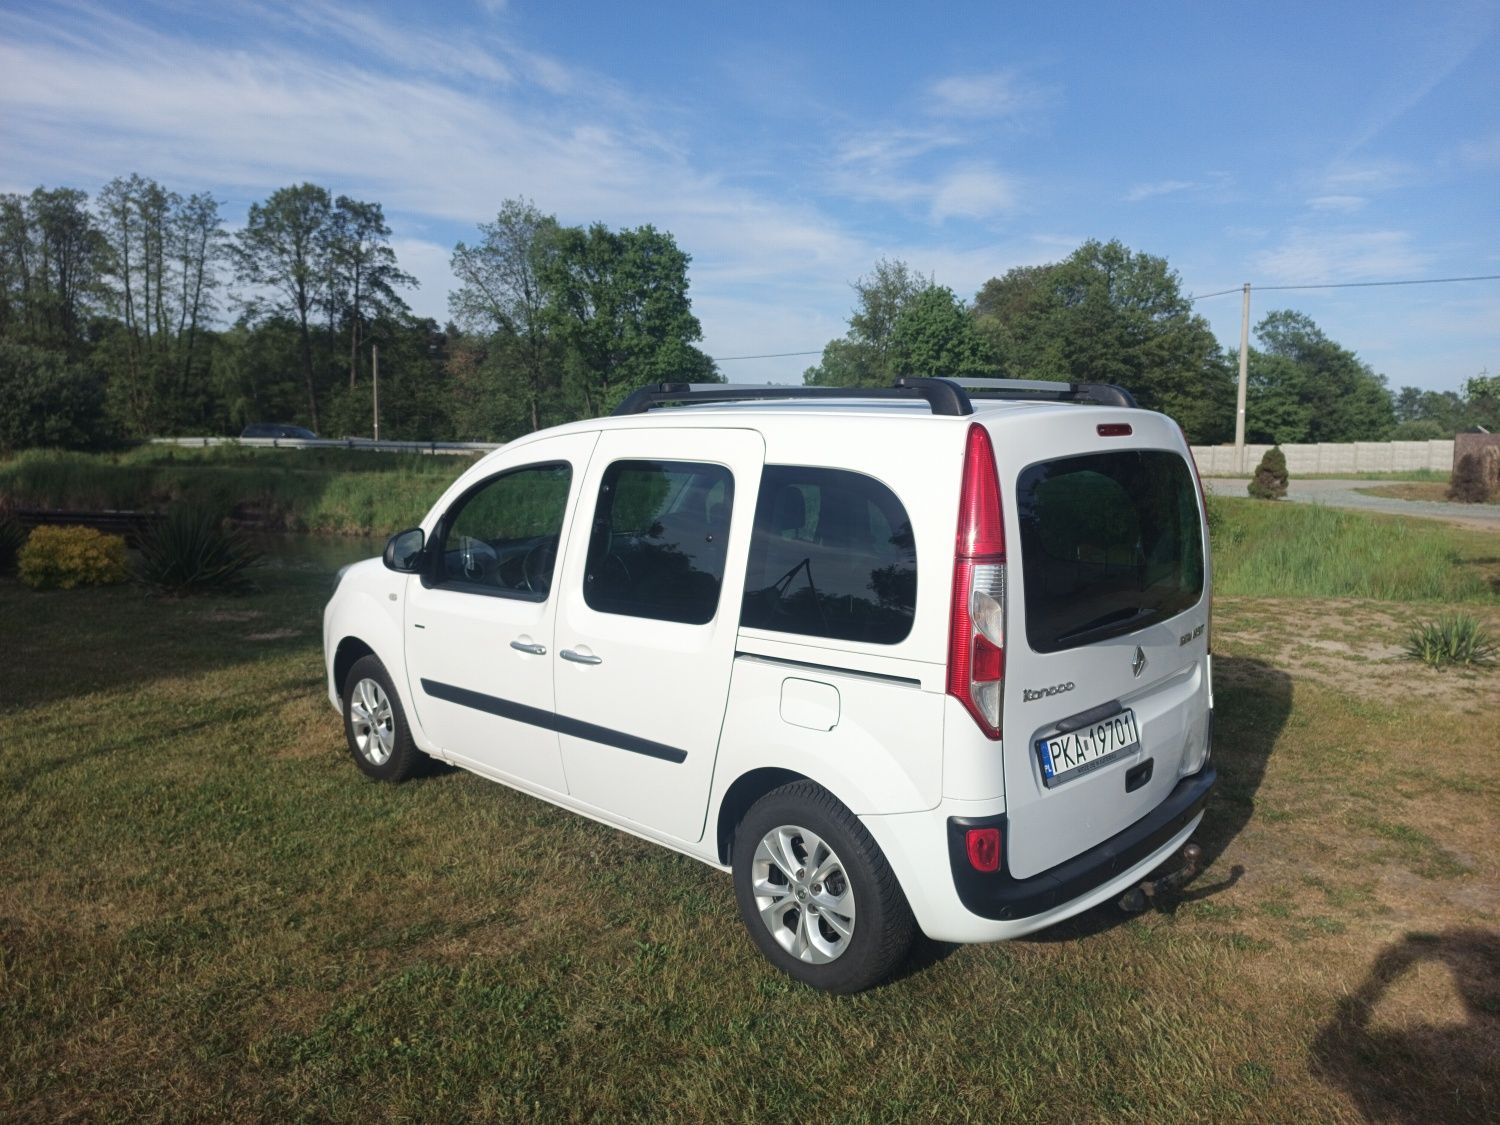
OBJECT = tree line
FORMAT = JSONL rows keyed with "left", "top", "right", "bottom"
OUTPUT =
{"left": 0, "top": 180, "right": 715, "bottom": 452}
{"left": 2, "top": 178, "right": 1493, "bottom": 453}
{"left": 805, "top": 240, "right": 1498, "bottom": 443}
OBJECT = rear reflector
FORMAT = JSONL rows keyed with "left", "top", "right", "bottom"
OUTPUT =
{"left": 1097, "top": 423, "right": 1133, "bottom": 437}
{"left": 965, "top": 827, "right": 1001, "bottom": 873}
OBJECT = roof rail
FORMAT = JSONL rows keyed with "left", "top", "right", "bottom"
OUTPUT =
{"left": 611, "top": 377, "right": 975, "bottom": 417}
{"left": 609, "top": 376, "right": 1137, "bottom": 417}
{"left": 941, "top": 377, "right": 1138, "bottom": 408}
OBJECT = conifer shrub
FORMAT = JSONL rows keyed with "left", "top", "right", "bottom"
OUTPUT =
{"left": 1247, "top": 446, "right": 1289, "bottom": 500}
{"left": 0, "top": 512, "right": 24, "bottom": 572}
{"left": 18, "top": 525, "right": 128, "bottom": 590}
{"left": 1447, "top": 452, "right": 1493, "bottom": 503}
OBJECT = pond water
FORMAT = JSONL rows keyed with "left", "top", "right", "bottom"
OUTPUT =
{"left": 251, "top": 533, "right": 380, "bottom": 576}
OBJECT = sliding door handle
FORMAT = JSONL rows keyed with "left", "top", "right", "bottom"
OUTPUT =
{"left": 510, "top": 639, "right": 547, "bottom": 655}
{"left": 560, "top": 648, "right": 602, "bottom": 665}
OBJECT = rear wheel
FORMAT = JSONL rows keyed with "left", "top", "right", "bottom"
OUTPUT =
{"left": 343, "top": 655, "right": 419, "bottom": 782}
{"left": 732, "top": 781, "right": 914, "bottom": 993}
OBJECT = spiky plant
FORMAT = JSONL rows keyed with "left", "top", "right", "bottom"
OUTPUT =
{"left": 1403, "top": 613, "right": 1498, "bottom": 669}
{"left": 134, "top": 505, "right": 263, "bottom": 593}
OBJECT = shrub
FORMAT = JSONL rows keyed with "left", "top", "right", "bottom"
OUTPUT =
{"left": 1403, "top": 614, "right": 1498, "bottom": 669}
{"left": 1247, "top": 446, "right": 1289, "bottom": 500}
{"left": 1446, "top": 453, "right": 1493, "bottom": 503}
{"left": 0, "top": 513, "right": 25, "bottom": 572}
{"left": 18, "top": 525, "right": 128, "bottom": 590}
{"left": 134, "top": 505, "right": 263, "bottom": 593}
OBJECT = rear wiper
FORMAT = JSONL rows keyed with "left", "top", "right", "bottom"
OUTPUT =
{"left": 1055, "top": 607, "right": 1152, "bottom": 644}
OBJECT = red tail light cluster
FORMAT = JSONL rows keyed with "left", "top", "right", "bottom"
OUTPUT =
{"left": 1176, "top": 422, "right": 1212, "bottom": 655}
{"left": 947, "top": 424, "right": 1006, "bottom": 740}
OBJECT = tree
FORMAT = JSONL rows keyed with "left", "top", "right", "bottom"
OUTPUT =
{"left": 327, "top": 196, "right": 415, "bottom": 392}
{"left": 450, "top": 199, "right": 560, "bottom": 431}
{"left": 972, "top": 240, "right": 1234, "bottom": 441}
{"left": 234, "top": 184, "right": 333, "bottom": 430}
{"left": 538, "top": 222, "right": 716, "bottom": 416}
{"left": 887, "top": 285, "right": 993, "bottom": 378}
{"left": 805, "top": 258, "right": 927, "bottom": 386}
{"left": 1245, "top": 311, "right": 1394, "bottom": 443}
{"left": 0, "top": 341, "right": 110, "bottom": 451}
{"left": 0, "top": 188, "right": 107, "bottom": 357}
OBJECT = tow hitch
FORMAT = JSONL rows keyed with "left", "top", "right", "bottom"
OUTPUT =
{"left": 1118, "top": 843, "right": 1203, "bottom": 913}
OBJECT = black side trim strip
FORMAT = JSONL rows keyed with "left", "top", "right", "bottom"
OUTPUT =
{"left": 420, "top": 679, "right": 688, "bottom": 764}
{"left": 947, "top": 765, "right": 1215, "bottom": 921}
{"left": 733, "top": 651, "right": 922, "bottom": 687}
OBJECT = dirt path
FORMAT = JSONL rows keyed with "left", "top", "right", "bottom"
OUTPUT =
{"left": 1205, "top": 477, "right": 1500, "bottom": 530}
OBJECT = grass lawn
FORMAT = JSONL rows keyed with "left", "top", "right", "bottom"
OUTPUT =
{"left": 3, "top": 519, "right": 1499, "bottom": 1119}
{"left": 1358, "top": 481, "right": 1499, "bottom": 505}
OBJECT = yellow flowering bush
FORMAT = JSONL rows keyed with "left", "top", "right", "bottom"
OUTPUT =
{"left": 17, "top": 525, "right": 128, "bottom": 590}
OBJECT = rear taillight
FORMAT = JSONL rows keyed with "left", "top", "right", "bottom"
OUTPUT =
{"left": 947, "top": 424, "right": 1005, "bottom": 740}
{"left": 965, "top": 826, "right": 1002, "bottom": 872}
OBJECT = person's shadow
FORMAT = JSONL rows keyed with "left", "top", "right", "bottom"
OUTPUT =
{"left": 1311, "top": 929, "right": 1500, "bottom": 1123}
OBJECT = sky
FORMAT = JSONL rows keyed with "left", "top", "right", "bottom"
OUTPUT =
{"left": 2, "top": 0, "right": 1498, "bottom": 393}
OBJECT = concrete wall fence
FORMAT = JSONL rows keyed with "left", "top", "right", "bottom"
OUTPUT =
{"left": 1189, "top": 440, "right": 1455, "bottom": 476}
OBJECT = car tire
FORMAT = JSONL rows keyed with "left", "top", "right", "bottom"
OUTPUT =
{"left": 732, "top": 780, "right": 915, "bottom": 993}
{"left": 342, "top": 655, "right": 420, "bottom": 782}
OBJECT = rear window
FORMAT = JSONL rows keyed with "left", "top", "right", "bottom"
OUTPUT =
{"left": 1016, "top": 450, "right": 1203, "bottom": 654}
{"left": 741, "top": 466, "right": 916, "bottom": 645}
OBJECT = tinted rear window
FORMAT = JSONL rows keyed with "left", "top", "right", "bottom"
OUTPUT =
{"left": 741, "top": 466, "right": 916, "bottom": 645}
{"left": 1016, "top": 450, "right": 1203, "bottom": 654}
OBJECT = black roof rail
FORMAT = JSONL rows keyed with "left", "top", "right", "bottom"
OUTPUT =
{"left": 940, "top": 377, "right": 1138, "bottom": 408}
{"left": 609, "top": 376, "right": 1136, "bottom": 417}
{"left": 611, "top": 377, "right": 975, "bottom": 417}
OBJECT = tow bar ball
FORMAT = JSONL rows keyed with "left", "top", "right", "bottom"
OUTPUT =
{"left": 1119, "top": 843, "right": 1204, "bottom": 914}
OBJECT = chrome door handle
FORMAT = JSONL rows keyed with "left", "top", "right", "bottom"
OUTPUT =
{"left": 560, "top": 648, "right": 602, "bottom": 665}
{"left": 510, "top": 640, "right": 547, "bottom": 655}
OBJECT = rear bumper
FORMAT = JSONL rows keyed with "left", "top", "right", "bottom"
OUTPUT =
{"left": 945, "top": 766, "right": 1216, "bottom": 921}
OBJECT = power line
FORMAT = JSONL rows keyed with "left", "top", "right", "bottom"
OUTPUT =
{"left": 716, "top": 273, "right": 1500, "bottom": 358}
{"left": 1193, "top": 273, "right": 1500, "bottom": 300}
{"left": 711, "top": 349, "right": 823, "bottom": 361}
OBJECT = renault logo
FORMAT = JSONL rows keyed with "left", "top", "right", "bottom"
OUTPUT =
{"left": 1132, "top": 646, "right": 1147, "bottom": 678}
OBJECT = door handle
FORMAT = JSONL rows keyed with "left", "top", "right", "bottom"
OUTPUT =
{"left": 510, "top": 640, "right": 547, "bottom": 655}
{"left": 560, "top": 648, "right": 603, "bottom": 665}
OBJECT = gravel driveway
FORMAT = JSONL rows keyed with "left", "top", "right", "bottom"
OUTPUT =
{"left": 1203, "top": 477, "right": 1500, "bottom": 529}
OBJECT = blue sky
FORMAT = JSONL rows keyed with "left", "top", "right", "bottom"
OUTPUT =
{"left": 2, "top": 0, "right": 1497, "bottom": 392}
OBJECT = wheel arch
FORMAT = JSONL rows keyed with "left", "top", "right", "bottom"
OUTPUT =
{"left": 333, "top": 636, "right": 376, "bottom": 697}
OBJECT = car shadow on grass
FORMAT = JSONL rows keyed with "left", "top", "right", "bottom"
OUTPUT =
{"left": 1020, "top": 655, "right": 1291, "bottom": 943}
{"left": 1311, "top": 928, "right": 1500, "bottom": 1124}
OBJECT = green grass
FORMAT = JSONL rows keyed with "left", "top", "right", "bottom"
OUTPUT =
{"left": 2, "top": 528, "right": 1498, "bottom": 1120}
{"left": 1209, "top": 496, "right": 1497, "bottom": 601}
{"left": 0, "top": 447, "right": 473, "bottom": 536}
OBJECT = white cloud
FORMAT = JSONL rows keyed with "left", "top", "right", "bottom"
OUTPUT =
{"left": 1460, "top": 131, "right": 1500, "bottom": 166}
{"left": 929, "top": 166, "right": 1017, "bottom": 222}
{"left": 925, "top": 70, "right": 1051, "bottom": 120}
{"left": 1306, "top": 195, "right": 1367, "bottom": 212}
{"left": 1124, "top": 180, "right": 1202, "bottom": 203}
{"left": 1251, "top": 229, "right": 1430, "bottom": 285}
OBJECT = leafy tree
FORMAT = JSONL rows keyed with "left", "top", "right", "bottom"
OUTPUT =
{"left": 0, "top": 341, "right": 110, "bottom": 451}
{"left": 0, "top": 188, "right": 107, "bottom": 357}
{"left": 450, "top": 199, "right": 561, "bottom": 431}
{"left": 234, "top": 184, "right": 333, "bottom": 431}
{"left": 887, "top": 285, "right": 992, "bottom": 378}
{"left": 1245, "top": 310, "right": 1394, "bottom": 443}
{"left": 1465, "top": 373, "right": 1500, "bottom": 431}
{"left": 805, "top": 258, "right": 927, "bottom": 386}
{"left": 327, "top": 196, "right": 415, "bottom": 392}
{"left": 972, "top": 241, "right": 1233, "bottom": 441}
{"left": 538, "top": 222, "right": 716, "bottom": 416}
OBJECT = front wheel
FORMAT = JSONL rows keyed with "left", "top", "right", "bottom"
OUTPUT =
{"left": 732, "top": 781, "right": 915, "bottom": 993}
{"left": 343, "top": 655, "right": 420, "bottom": 782}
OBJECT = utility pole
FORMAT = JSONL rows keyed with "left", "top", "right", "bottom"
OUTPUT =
{"left": 1234, "top": 282, "right": 1251, "bottom": 473}
{"left": 372, "top": 343, "right": 380, "bottom": 441}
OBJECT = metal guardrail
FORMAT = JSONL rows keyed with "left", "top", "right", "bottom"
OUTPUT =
{"left": 150, "top": 436, "right": 502, "bottom": 456}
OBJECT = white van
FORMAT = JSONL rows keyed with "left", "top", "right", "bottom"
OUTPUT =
{"left": 322, "top": 377, "right": 1215, "bottom": 992}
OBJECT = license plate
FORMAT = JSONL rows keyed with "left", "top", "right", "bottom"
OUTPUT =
{"left": 1036, "top": 709, "right": 1141, "bottom": 786}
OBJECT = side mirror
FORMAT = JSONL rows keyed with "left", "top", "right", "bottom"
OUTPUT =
{"left": 383, "top": 527, "right": 426, "bottom": 573}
